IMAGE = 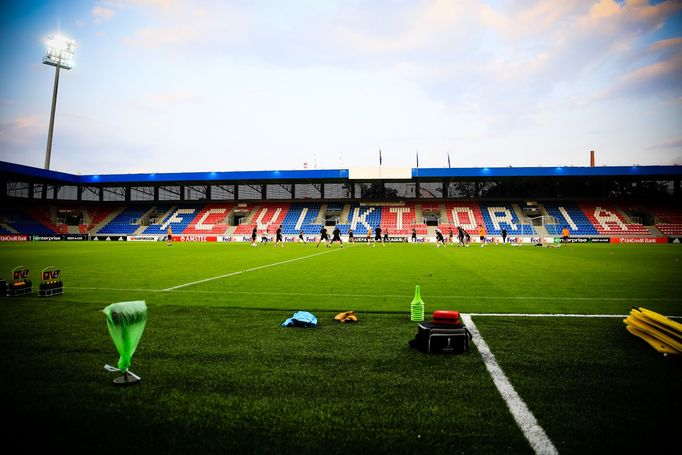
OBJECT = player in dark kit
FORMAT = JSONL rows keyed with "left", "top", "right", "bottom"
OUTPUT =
{"left": 330, "top": 226, "right": 343, "bottom": 247}
{"left": 373, "top": 226, "right": 384, "bottom": 247}
{"left": 316, "top": 226, "right": 330, "bottom": 248}
{"left": 411, "top": 227, "right": 417, "bottom": 243}
{"left": 501, "top": 228, "right": 508, "bottom": 244}
{"left": 435, "top": 229, "right": 446, "bottom": 247}
{"left": 298, "top": 230, "right": 306, "bottom": 244}
{"left": 348, "top": 229, "right": 354, "bottom": 243}
{"left": 457, "top": 226, "right": 465, "bottom": 247}
{"left": 274, "top": 225, "right": 284, "bottom": 247}
{"left": 251, "top": 227, "right": 258, "bottom": 247}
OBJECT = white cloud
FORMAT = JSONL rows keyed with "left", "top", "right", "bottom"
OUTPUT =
{"left": 648, "top": 137, "right": 682, "bottom": 150}
{"left": 92, "top": 6, "right": 115, "bottom": 23}
{"left": 0, "top": 115, "right": 43, "bottom": 145}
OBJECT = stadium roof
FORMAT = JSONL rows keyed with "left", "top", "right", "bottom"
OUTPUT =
{"left": 1, "top": 160, "right": 680, "bottom": 185}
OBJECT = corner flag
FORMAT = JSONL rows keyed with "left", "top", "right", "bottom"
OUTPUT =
{"left": 379, "top": 149, "right": 382, "bottom": 166}
{"left": 416, "top": 151, "right": 419, "bottom": 168}
{"left": 448, "top": 152, "right": 451, "bottom": 168}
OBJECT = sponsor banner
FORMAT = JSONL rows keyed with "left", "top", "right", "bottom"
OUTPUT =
{"left": 218, "top": 236, "right": 235, "bottom": 242}
{"left": 610, "top": 237, "right": 667, "bottom": 244}
{"left": 349, "top": 236, "right": 408, "bottom": 243}
{"left": 0, "top": 234, "right": 29, "bottom": 242}
{"left": 31, "top": 234, "right": 89, "bottom": 241}
{"left": 65, "top": 234, "right": 88, "bottom": 241}
{"left": 551, "top": 237, "right": 610, "bottom": 244}
{"left": 559, "top": 237, "right": 589, "bottom": 243}
{"left": 173, "top": 235, "right": 218, "bottom": 242}
{"left": 526, "top": 237, "right": 555, "bottom": 243}
{"left": 92, "top": 235, "right": 127, "bottom": 241}
{"left": 129, "top": 235, "right": 161, "bottom": 242}
{"left": 32, "top": 235, "right": 63, "bottom": 241}
{"left": 669, "top": 237, "right": 681, "bottom": 244}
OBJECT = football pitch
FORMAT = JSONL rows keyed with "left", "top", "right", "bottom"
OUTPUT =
{"left": 1, "top": 241, "right": 681, "bottom": 453}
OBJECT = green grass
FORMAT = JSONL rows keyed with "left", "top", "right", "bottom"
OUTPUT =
{"left": 1, "top": 242, "right": 681, "bottom": 453}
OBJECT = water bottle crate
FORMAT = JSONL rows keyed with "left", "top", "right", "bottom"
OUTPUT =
{"left": 8, "top": 283, "right": 32, "bottom": 297}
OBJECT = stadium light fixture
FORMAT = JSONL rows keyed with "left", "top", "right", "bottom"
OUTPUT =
{"left": 43, "top": 34, "right": 76, "bottom": 170}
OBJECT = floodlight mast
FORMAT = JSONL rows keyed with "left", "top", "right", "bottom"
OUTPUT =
{"left": 42, "top": 35, "right": 76, "bottom": 170}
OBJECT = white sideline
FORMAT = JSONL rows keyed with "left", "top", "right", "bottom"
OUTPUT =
{"left": 462, "top": 314, "right": 558, "bottom": 455}
{"left": 467, "top": 313, "right": 626, "bottom": 318}
{"left": 161, "top": 246, "right": 349, "bottom": 291}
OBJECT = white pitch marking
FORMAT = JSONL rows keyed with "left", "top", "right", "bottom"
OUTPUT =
{"left": 462, "top": 314, "right": 558, "bottom": 455}
{"left": 467, "top": 313, "right": 627, "bottom": 318}
{"left": 161, "top": 246, "right": 349, "bottom": 291}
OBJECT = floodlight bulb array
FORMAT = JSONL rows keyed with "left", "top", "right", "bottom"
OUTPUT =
{"left": 43, "top": 34, "right": 76, "bottom": 70}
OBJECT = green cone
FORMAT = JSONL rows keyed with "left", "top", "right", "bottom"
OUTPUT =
{"left": 102, "top": 301, "right": 148, "bottom": 372}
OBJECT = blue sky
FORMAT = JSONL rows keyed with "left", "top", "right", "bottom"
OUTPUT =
{"left": 0, "top": 0, "right": 680, "bottom": 174}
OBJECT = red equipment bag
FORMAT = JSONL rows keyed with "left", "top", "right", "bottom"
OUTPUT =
{"left": 432, "top": 310, "right": 461, "bottom": 326}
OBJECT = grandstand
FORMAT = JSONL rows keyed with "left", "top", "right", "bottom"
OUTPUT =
{"left": 1, "top": 161, "right": 680, "bottom": 241}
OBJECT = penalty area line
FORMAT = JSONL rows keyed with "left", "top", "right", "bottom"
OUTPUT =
{"left": 462, "top": 314, "right": 558, "bottom": 455}
{"left": 162, "top": 246, "right": 351, "bottom": 291}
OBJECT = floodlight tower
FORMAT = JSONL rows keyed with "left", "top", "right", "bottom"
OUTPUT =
{"left": 43, "top": 34, "right": 76, "bottom": 170}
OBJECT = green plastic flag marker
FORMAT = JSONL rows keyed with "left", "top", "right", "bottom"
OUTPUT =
{"left": 410, "top": 285, "right": 425, "bottom": 322}
{"left": 102, "top": 300, "right": 148, "bottom": 386}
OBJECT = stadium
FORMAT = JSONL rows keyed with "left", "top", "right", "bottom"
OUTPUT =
{"left": 2, "top": 1, "right": 682, "bottom": 454}
{"left": 1, "top": 159, "right": 681, "bottom": 453}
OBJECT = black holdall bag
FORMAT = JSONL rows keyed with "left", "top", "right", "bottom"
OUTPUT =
{"left": 409, "top": 322, "right": 472, "bottom": 354}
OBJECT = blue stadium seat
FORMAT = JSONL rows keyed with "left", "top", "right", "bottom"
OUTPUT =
{"left": 543, "top": 203, "right": 599, "bottom": 235}
{"left": 142, "top": 205, "right": 201, "bottom": 234}
{"left": 0, "top": 207, "right": 58, "bottom": 235}
{"left": 98, "top": 206, "right": 151, "bottom": 235}
{"left": 479, "top": 203, "right": 535, "bottom": 235}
